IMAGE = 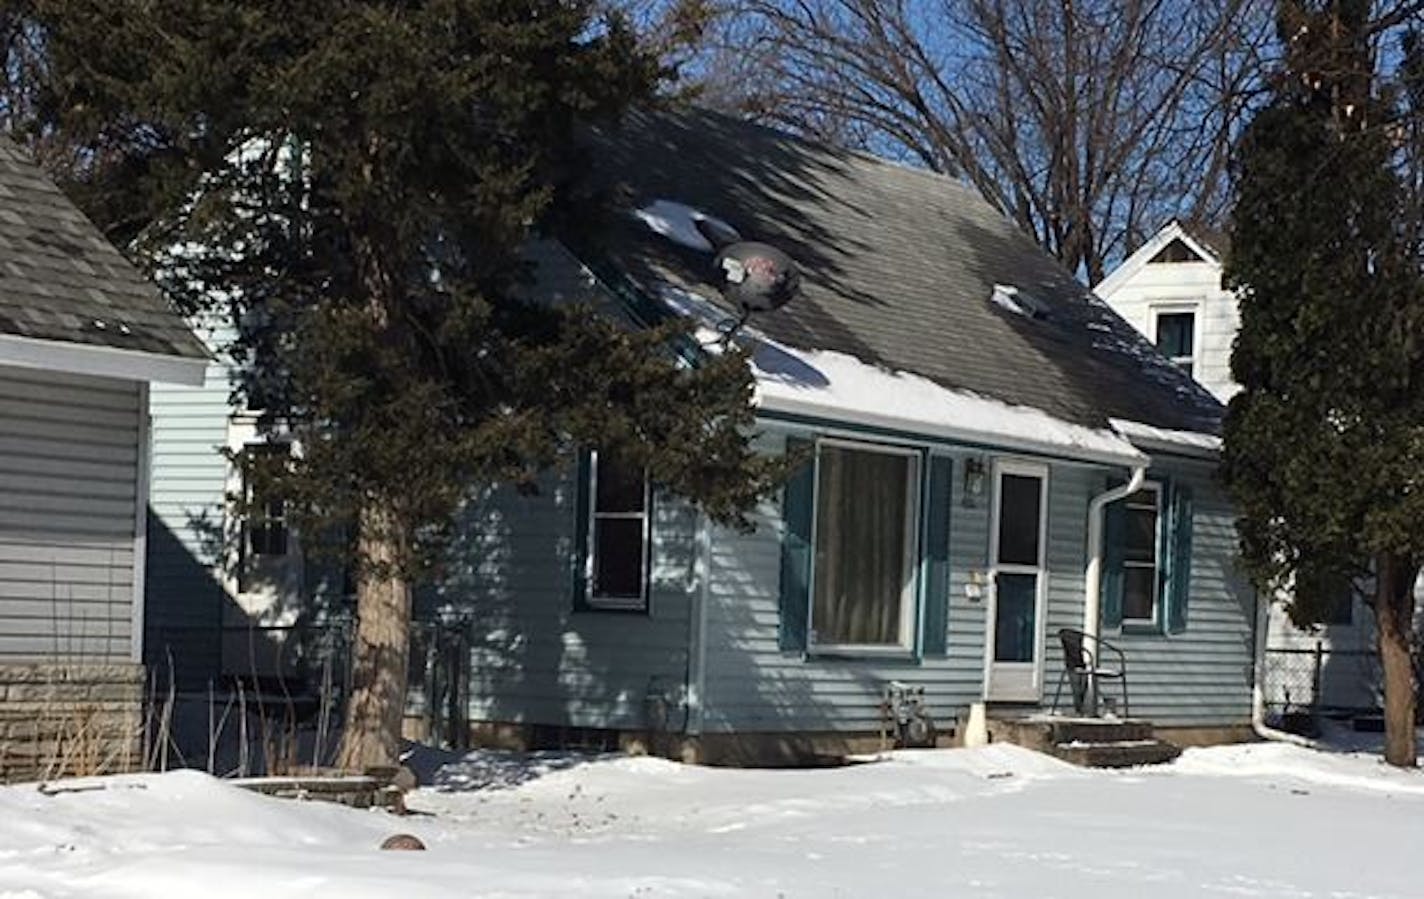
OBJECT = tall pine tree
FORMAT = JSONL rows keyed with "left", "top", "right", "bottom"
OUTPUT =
{"left": 1224, "top": 0, "right": 1424, "bottom": 767}
{"left": 12, "top": 0, "right": 784, "bottom": 770}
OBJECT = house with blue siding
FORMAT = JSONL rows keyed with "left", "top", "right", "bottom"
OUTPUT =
{"left": 1095, "top": 221, "right": 1421, "bottom": 725}
{"left": 0, "top": 137, "right": 207, "bottom": 780}
{"left": 146, "top": 109, "right": 1260, "bottom": 764}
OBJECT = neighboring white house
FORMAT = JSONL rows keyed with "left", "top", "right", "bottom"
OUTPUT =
{"left": 1095, "top": 220, "right": 1379, "bottom": 718}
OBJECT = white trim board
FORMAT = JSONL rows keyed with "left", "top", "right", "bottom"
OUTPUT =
{"left": 0, "top": 331, "right": 209, "bottom": 386}
{"left": 130, "top": 381, "right": 150, "bottom": 664}
{"left": 1093, "top": 220, "right": 1221, "bottom": 299}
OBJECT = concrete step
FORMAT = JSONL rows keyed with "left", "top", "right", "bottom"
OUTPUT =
{"left": 985, "top": 716, "right": 1155, "bottom": 752}
{"left": 1044, "top": 719, "right": 1154, "bottom": 745}
{"left": 1051, "top": 739, "right": 1182, "bottom": 769}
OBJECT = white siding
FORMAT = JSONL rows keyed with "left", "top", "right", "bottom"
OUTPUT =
{"left": 0, "top": 364, "right": 142, "bottom": 661}
{"left": 1097, "top": 256, "right": 1240, "bottom": 403}
{"left": 144, "top": 326, "right": 235, "bottom": 685}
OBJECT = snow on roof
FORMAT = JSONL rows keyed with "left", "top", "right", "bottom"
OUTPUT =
{"left": 631, "top": 199, "right": 740, "bottom": 253}
{"left": 754, "top": 343, "right": 1146, "bottom": 465}
{"left": 656, "top": 280, "right": 1149, "bottom": 466}
{"left": 1109, "top": 418, "right": 1221, "bottom": 457}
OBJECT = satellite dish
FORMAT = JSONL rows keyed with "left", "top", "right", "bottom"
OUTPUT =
{"left": 715, "top": 241, "right": 801, "bottom": 315}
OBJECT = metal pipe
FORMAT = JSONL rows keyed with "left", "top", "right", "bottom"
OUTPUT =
{"left": 1083, "top": 465, "right": 1147, "bottom": 642}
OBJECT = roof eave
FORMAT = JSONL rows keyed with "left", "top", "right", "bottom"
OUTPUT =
{"left": 1107, "top": 417, "right": 1222, "bottom": 461}
{"left": 0, "top": 332, "right": 210, "bottom": 386}
{"left": 759, "top": 392, "right": 1150, "bottom": 469}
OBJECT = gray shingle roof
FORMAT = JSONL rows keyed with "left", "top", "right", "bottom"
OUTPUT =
{"left": 585, "top": 108, "right": 1222, "bottom": 435}
{"left": 0, "top": 138, "right": 206, "bottom": 360}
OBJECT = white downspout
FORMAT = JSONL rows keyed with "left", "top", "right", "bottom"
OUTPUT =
{"left": 684, "top": 509, "right": 712, "bottom": 738}
{"left": 1251, "top": 589, "right": 1315, "bottom": 746}
{"left": 1083, "top": 465, "right": 1147, "bottom": 642}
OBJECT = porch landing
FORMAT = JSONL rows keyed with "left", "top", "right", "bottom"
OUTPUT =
{"left": 985, "top": 715, "right": 1183, "bottom": 768}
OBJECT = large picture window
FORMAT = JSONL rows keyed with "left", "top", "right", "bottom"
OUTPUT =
{"left": 810, "top": 442, "right": 919, "bottom": 648}
{"left": 586, "top": 450, "right": 651, "bottom": 611}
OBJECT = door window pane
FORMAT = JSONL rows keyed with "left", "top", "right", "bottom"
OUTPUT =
{"left": 812, "top": 444, "right": 916, "bottom": 646}
{"left": 997, "top": 474, "right": 1042, "bottom": 566}
{"left": 994, "top": 572, "right": 1038, "bottom": 662}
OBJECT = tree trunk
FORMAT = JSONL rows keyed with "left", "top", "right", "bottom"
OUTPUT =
{"left": 1375, "top": 553, "right": 1417, "bottom": 768}
{"left": 337, "top": 500, "right": 412, "bottom": 772}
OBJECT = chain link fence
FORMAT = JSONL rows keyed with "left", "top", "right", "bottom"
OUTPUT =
{"left": 1261, "top": 642, "right": 1380, "bottom": 734}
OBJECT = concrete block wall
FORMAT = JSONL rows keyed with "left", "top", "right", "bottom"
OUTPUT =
{"left": 0, "top": 662, "right": 145, "bottom": 782}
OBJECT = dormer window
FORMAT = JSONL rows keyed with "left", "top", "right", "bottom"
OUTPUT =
{"left": 1154, "top": 310, "right": 1196, "bottom": 376}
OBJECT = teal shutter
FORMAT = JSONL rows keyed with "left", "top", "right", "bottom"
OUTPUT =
{"left": 1101, "top": 480, "right": 1126, "bottom": 630}
{"left": 778, "top": 437, "right": 815, "bottom": 652}
{"left": 571, "top": 450, "right": 593, "bottom": 611}
{"left": 921, "top": 455, "right": 952, "bottom": 656}
{"left": 1167, "top": 483, "right": 1194, "bottom": 634}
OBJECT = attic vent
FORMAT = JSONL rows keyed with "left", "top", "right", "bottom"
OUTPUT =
{"left": 990, "top": 284, "right": 1051, "bottom": 321}
{"left": 1148, "top": 238, "right": 1202, "bottom": 264}
{"left": 632, "top": 199, "right": 741, "bottom": 253}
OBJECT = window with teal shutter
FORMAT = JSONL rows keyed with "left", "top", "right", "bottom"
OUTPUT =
{"left": 1101, "top": 474, "right": 1194, "bottom": 634}
{"left": 778, "top": 437, "right": 815, "bottom": 651}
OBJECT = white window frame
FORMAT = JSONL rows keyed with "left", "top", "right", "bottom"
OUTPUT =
{"left": 1121, "top": 481, "right": 1163, "bottom": 627}
{"left": 585, "top": 449, "right": 653, "bottom": 612}
{"left": 1149, "top": 302, "right": 1203, "bottom": 378}
{"left": 222, "top": 415, "right": 302, "bottom": 607}
{"left": 806, "top": 437, "right": 922, "bottom": 654}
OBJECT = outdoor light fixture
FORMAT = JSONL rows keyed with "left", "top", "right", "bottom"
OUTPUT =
{"left": 963, "top": 457, "right": 986, "bottom": 508}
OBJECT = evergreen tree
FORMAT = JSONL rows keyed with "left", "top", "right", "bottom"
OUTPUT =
{"left": 12, "top": 0, "right": 783, "bottom": 770}
{"left": 1224, "top": 0, "right": 1424, "bottom": 767}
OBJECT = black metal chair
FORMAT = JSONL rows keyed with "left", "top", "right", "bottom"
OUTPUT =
{"left": 1051, "top": 628, "right": 1130, "bottom": 718}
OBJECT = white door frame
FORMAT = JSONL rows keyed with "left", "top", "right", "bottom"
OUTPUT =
{"left": 983, "top": 459, "right": 1050, "bottom": 702}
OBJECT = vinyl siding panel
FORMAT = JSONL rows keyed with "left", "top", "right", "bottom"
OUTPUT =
{"left": 0, "top": 364, "right": 140, "bottom": 662}
{"left": 144, "top": 326, "right": 234, "bottom": 685}
{"left": 700, "top": 431, "right": 1094, "bottom": 734}
{"left": 699, "top": 431, "right": 1257, "bottom": 735}
{"left": 457, "top": 469, "right": 697, "bottom": 730}
{"left": 1104, "top": 459, "right": 1256, "bottom": 726}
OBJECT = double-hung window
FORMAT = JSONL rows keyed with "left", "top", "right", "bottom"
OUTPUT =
{"left": 1154, "top": 310, "right": 1196, "bottom": 376}
{"left": 1120, "top": 485, "right": 1162, "bottom": 625}
{"left": 583, "top": 450, "right": 652, "bottom": 611}
{"left": 809, "top": 441, "right": 920, "bottom": 649}
{"left": 1104, "top": 476, "right": 1194, "bottom": 634}
{"left": 238, "top": 443, "right": 291, "bottom": 593}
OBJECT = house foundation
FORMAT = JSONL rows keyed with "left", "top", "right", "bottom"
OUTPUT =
{"left": 0, "top": 662, "right": 145, "bottom": 783}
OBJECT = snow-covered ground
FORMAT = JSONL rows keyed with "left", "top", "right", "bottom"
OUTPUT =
{"left": 1, "top": 742, "right": 1421, "bottom": 898}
